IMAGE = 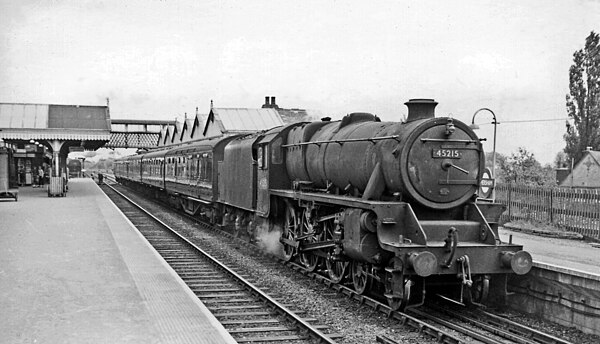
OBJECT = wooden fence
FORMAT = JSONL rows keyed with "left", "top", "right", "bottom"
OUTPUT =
{"left": 495, "top": 184, "right": 600, "bottom": 239}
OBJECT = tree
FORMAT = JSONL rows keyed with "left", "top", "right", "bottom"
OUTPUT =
{"left": 553, "top": 151, "right": 569, "bottom": 169}
{"left": 485, "top": 151, "right": 507, "bottom": 180}
{"left": 565, "top": 31, "right": 600, "bottom": 164}
{"left": 499, "top": 147, "right": 555, "bottom": 186}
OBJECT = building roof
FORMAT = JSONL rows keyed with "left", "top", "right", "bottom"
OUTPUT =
{"left": 572, "top": 150, "right": 600, "bottom": 170}
{"left": 181, "top": 117, "right": 196, "bottom": 142}
{"left": 587, "top": 151, "right": 600, "bottom": 165}
{"left": 559, "top": 150, "right": 600, "bottom": 187}
{"left": 162, "top": 125, "right": 173, "bottom": 145}
{"left": 203, "top": 108, "right": 284, "bottom": 136}
{"left": 0, "top": 103, "right": 111, "bottom": 141}
{"left": 171, "top": 120, "right": 184, "bottom": 144}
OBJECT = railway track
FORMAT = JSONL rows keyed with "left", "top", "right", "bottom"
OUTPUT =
{"left": 102, "top": 178, "right": 576, "bottom": 344}
{"left": 288, "top": 263, "right": 574, "bottom": 344}
{"left": 408, "top": 302, "right": 573, "bottom": 344}
{"left": 102, "top": 182, "right": 340, "bottom": 344}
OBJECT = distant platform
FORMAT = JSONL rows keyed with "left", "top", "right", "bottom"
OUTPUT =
{"left": 0, "top": 178, "right": 236, "bottom": 343}
{"left": 499, "top": 228, "right": 600, "bottom": 276}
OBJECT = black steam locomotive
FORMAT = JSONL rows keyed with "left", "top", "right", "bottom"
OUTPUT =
{"left": 114, "top": 99, "right": 532, "bottom": 310}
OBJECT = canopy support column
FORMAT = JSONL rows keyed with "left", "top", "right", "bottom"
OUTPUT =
{"left": 50, "top": 140, "right": 65, "bottom": 177}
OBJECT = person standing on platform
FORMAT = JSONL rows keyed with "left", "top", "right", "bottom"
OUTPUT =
{"left": 38, "top": 166, "right": 45, "bottom": 187}
{"left": 32, "top": 167, "right": 39, "bottom": 187}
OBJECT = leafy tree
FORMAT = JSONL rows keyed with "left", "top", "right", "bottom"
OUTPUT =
{"left": 553, "top": 151, "right": 569, "bottom": 169}
{"left": 499, "top": 147, "right": 555, "bottom": 186}
{"left": 565, "top": 31, "right": 600, "bottom": 163}
{"left": 484, "top": 151, "right": 507, "bottom": 180}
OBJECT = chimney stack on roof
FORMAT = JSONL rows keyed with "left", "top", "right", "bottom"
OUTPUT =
{"left": 262, "top": 96, "right": 279, "bottom": 109}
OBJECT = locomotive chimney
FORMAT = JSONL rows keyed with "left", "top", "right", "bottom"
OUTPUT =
{"left": 405, "top": 99, "right": 438, "bottom": 122}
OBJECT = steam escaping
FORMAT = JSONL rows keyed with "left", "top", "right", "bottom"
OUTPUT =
{"left": 255, "top": 222, "right": 285, "bottom": 257}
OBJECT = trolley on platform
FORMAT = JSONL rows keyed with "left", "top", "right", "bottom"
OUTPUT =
{"left": 48, "top": 176, "right": 67, "bottom": 197}
{"left": 0, "top": 146, "right": 19, "bottom": 201}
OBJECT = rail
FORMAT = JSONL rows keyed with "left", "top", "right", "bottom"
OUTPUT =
{"left": 107, "top": 178, "right": 582, "bottom": 342}
{"left": 102, "top": 183, "right": 339, "bottom": 343}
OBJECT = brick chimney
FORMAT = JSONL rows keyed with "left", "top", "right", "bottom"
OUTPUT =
{"left": 262, "top": 96, "right": 279, "bottom": 109}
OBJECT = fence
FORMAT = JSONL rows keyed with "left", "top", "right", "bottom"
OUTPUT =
{"left": 495, "top": 184, "right": 600, "bottom": 239}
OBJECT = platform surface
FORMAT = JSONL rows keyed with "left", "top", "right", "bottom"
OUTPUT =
{"left": 0, "top": 178, "right": 237, "bottom": 344}
{"left": 499, "top": 228, "right": 600, "bottom": 276}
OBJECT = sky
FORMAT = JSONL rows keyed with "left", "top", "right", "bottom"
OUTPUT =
{"left": 1, "top": 0, "right": 599, "bottom": 164}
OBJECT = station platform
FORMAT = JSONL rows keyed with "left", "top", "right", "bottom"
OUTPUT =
{"left": 0, "top": 178, "right": 237, "bottom": 344}
{"left": 499, "top": 228, "right": 600, "bottom": 276}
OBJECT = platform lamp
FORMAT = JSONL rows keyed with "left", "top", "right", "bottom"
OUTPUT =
{"left": 469, "top": 108, "right": 498, "bottom": 201}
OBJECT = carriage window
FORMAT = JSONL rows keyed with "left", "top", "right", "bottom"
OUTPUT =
{"left": 196, "top": 159, "right": 200, "bottom": 179}
{"left": 206, "top": 156, "right": 212, "bottom": 182}
{"left": 199, "top": 157, "right": 204, "bottom": 180}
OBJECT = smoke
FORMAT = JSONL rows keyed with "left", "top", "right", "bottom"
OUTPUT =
{"left": 255, "top": 222, "right": 285, "bottom": 257}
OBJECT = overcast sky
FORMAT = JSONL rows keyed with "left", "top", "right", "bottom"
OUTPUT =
{"left": 1, "top": 0, "right": 599, "bottom": 164}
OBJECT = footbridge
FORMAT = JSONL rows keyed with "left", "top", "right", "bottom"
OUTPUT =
{"left": 106, "top": 119, "right": 175, "bottom": 149}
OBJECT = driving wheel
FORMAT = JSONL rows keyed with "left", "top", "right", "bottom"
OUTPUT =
{"left": 323, "top": 219, "right": 347, "bottom": 283}
{"left": 299, "top": 209, "right": 322, "bottom": 272}
{"left": 281, "top": 203, "right": 299, "bottom": 262}
{"left": 351, "top": 261, "right": 372, "bottom": 294}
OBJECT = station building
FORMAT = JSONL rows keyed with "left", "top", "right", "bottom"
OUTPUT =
{"left": 0, "top": 102, "right": 110, "bottom": 186}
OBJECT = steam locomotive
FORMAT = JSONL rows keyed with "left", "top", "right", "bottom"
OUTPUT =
{"left": 114, "top": 99, "right": 532, "bottom": 310}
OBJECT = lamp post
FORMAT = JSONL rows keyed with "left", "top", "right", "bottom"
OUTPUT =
{"left": 469, "top": 108, "right": 498, "bottom": 201}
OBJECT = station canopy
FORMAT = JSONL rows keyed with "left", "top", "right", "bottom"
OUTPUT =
{"left": 0, "top": 103, "right": 111, "bottom": 150}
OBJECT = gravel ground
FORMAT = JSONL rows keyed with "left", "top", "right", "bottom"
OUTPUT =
{"left": 490, "top": 308, "right": 599, "bottom": 344}
{"left": 114, "top": 186, "right": 599, "bottom": 344}
{"left": 191, "top": 235, "right": 438, "bottom": 343}
{"left": 122, "top": 192, "right": 435, "bottom": 343}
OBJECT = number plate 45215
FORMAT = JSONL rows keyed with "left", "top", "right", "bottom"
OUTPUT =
{"left": 432, "top": 149, "right": 462, "bottom": 159}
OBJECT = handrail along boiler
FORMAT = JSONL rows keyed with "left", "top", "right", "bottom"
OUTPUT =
{"left": 114, "top": 99, "right": 532, "bottom": 310}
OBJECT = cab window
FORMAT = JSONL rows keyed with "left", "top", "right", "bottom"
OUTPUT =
{"left": 271, "top": 137, "right": 282, "bottom": 164}
{"left": 258, "top": 145, "right": 268, "bottom": 169}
